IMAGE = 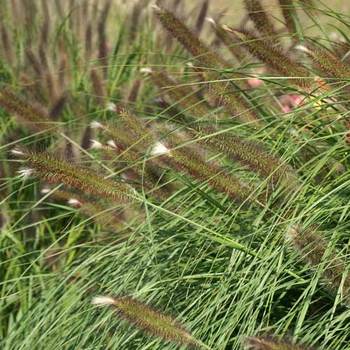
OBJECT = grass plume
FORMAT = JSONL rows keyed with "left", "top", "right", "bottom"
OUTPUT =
{"left": 165, "top": 140, "right": 257, "bottom": 204}
{"left": 153, "top": 1, "right": 229, "bottom": 69}
{"left": 244, "top": 0, "right": 277, "bottom": 39}
{"left": 190, "top": 126, "right": 297, "bottom": 186}
{"left": 245, "top": 336, "right": 315, "bottom": 350}
{"left": 42, "top": 188, "right": 127, "bottom": 232}
{"left": 0, "top": 87, "right": 54, "bottom": 132}
{"left": 148, "top": 69, "right": 212, "bottom": 118}
{"left": 223, "top": 26, "right": 312, "bottom": 90}
{"left": 18, "top": 150, "right": 133, "bottom": 204}
{"left": 92, "top": 295, "right": 205, "bottom": 349}
{"left": 278, "top": 0, "right": 298, "bottom": 35}
{"left": 287, "top": 225, "right": 350, "bottom": 304}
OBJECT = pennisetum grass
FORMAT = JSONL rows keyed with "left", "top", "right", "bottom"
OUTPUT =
{"left": 206, "top": 17, "right": 246, "bottom": 63}
{"left": 41, "top": 187, "right": 127, "bottom": 233}
{"left": 0, "top": 87, "right": 55, "bottom": 133}
{"left": 163, "top": 138, "right": 258, "bottom": 205}
{"left": 92, "top": 295, "right": 210, "bottom": 349}
{"left": 90, "top": 68, "right": 107, "bottom": 107}
{"left": 298, "top": 43, "right": 350, "bottom": 86}
{"left": 15, "top": 149, "right": 133, "bottom": 204}
{"left": 195, "top": 0, "right": 209, "bottom": 35}
{"left": 2, "top": 1, "right": 350, "bottom": 349}
{"left": 147, "top": 68, "right": 212, "bottom": 118}
{"left": 222, "top": 26, "right": 312, "bottom": 90}
{"left": 287, "top": 225, "right": 350, "bottom": 304}
{"left": 278, "top": 0, "right": 298, "bottom": 35}
{"left": 153, "top": 1, "right": 229, "bottom": 69}
{"left": 49, "top": 93, "right": 67, "bottom": 120}
{"left": 244, "top": 0, "right": 278, "bottom": 40}
{"left": 153, "top": 4, "right": 262, "bottom": 126}
{"left": 148, "top": 67, "right": 262, "bottom": 126}
{"left": 189, "top": 126, "right": 298, "bottom": 187}
{"left": 245, "top": 335, "right": 315, "bottom": 350}
{"left": 145, "top": 67, "right": 296, "bottom": 186}
{"left": 97, "top": 1, "right": 111, "bottom": 77}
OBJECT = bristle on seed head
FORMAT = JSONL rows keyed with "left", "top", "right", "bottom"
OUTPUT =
{"left": 90, "top": 140, "right": 103, "bottom": 149}
{"left": 11, "top": 148, "right": 25, "bottom": 156}
{"left": 107, "top": 140, "right": 117, "bottom": 148}
{"left": 295, "top": 45, "right": 310, "bottom": 54}
{"left": 205, "top": 17, "right": 216, "bottom": 26}
{"left": 68, "top": 198, "right": 82, "bottom": 207}
{"left": 106, "top": 102, "right": 117, "bottom": 112}
{"left": 92, "top": 295, "right": 116, "bottom": 306}
{"left": 151, "top": 142, "right": 170, "bottom": 156}
{"left": 90, "top": 121, "right": 104, "bottom": 129}
{"left": 140, "top": 67, "right": 153, "bottom": 75}
{"left": 17, "top": 168, "right": 33, "bottom": 179}
{"left": 151, "top": 4, "right": 161, "bottom": 11}
{"left": 221, "top": 24, "right": 232, "bottom": 32}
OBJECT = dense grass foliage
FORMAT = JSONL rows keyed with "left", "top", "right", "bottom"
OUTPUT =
{"left": 1, "top": 1, "right": 350, "bottom": 349}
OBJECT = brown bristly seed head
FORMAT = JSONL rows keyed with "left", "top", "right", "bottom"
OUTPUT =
{"left": 153, "top": 1, "right": 229, "bottom": 69}
{"left": 90, "top": 68, "right": 106, "bottom": 106}
{"left": 149, "top": 69, "right": 212, "bottom": 118}
{"left": 166, "top": 143, "right": 256, "bottom": 205}
{"left": 23, "top": 151, "right": 133, "bottom": 204}
{"left": 49, "top": 93, "right": 67, "bottom": 120}
{"left": 195, "top": 0, "right": 209, "bottom": 35}
{"left": 278, "top": 0, "right": 298, "bottom": 35}
{"left": 244, "top": 0, "right": 277, "bottom": 40}
{"left": 191, "top": 126, "right": 297, "bottom": 187}
{"left": 223, "top": 26, "right": 312, "bottom": 90}
{"left": 300, "top": 42, "right": 350, "bottom": 81}
{"left": 245, "top": 335, "right": 314, "bottom": 350}
{"left": 206, "top": 17, "right": 246, "bottom": 62}
{"left": 92, "top": 295, "right": 201, "bottom": 348}
{"left": 0, "top": 87, "right": 54, "bottom": 133}
{"left": 287, "top": 225, "right": 350, "bottom": 304}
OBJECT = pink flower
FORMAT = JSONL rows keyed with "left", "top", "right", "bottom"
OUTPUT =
{"left": 279, "top": 94, "right": 304, "bottom": 113}
{"left": 247, "top": 77, "right": 263, "bottom": 89}
{"left": 281, "top": 105, "right": 292, "bottom": 113}
{"left": 247, "top": 67, "right": 265, "bottom": 89}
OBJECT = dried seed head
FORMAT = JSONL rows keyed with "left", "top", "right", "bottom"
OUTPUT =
{"left": 287, "top": 225, "right": 350, "bottom": 304}
{"left": 11, "top": 148, "right": 25, "bottom": 156}
{"left": 90, "top": 121, "right": 104, "bottom": 129}
{"left": 23, "top": 151, "right": 132, "bottom": 204}
{"left": 90, "top": 140, "right": 103, "bottom": 150}
{"left": 0, "top": 88, "right": 54, "bottom": 132}
{"left": 223, "top": 27, "right": 311, "bottom": 90}
{"left": 107, "top": 140, "right": 117, "bottom": 149}
{"left": 106, "top": 102, "right": 117, "bottom": 112}
{"left": 140, "top": 67, "right": 153, "bottom": 75}
{"left": 244, "top": 0, "right": 277, "bottom": 39}
{"left": 18, "top": 168, "right": 34, "bottom": 179}
{"left": 151, "top": 142, "right": 171, "bottom": 156}
{"left": 67, "top": 198, "right": 82, "bottom": 207}
{"left": 154, "top": 2, "right": 229, "bottom": 68}
{"left": 41, "top": 187, "right": 51, "bottom": 194}
{"left": 278, "top": 0, "right": 298, "bottom": 35}
{"left": 245, "top": 335, "right": 313, "bottom": 350}
{"left": 92, "top": 295, "right": 201, "bottom": 348}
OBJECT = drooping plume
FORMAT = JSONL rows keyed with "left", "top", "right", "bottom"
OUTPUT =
{"left": 245, "top": 335, "right": 315, "bottom": 350}
{"left": 287, "top": 225, "right": 350, "bottom": 304}
{"left": 92, "top": 295, "right": 204, "bottom": 348}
